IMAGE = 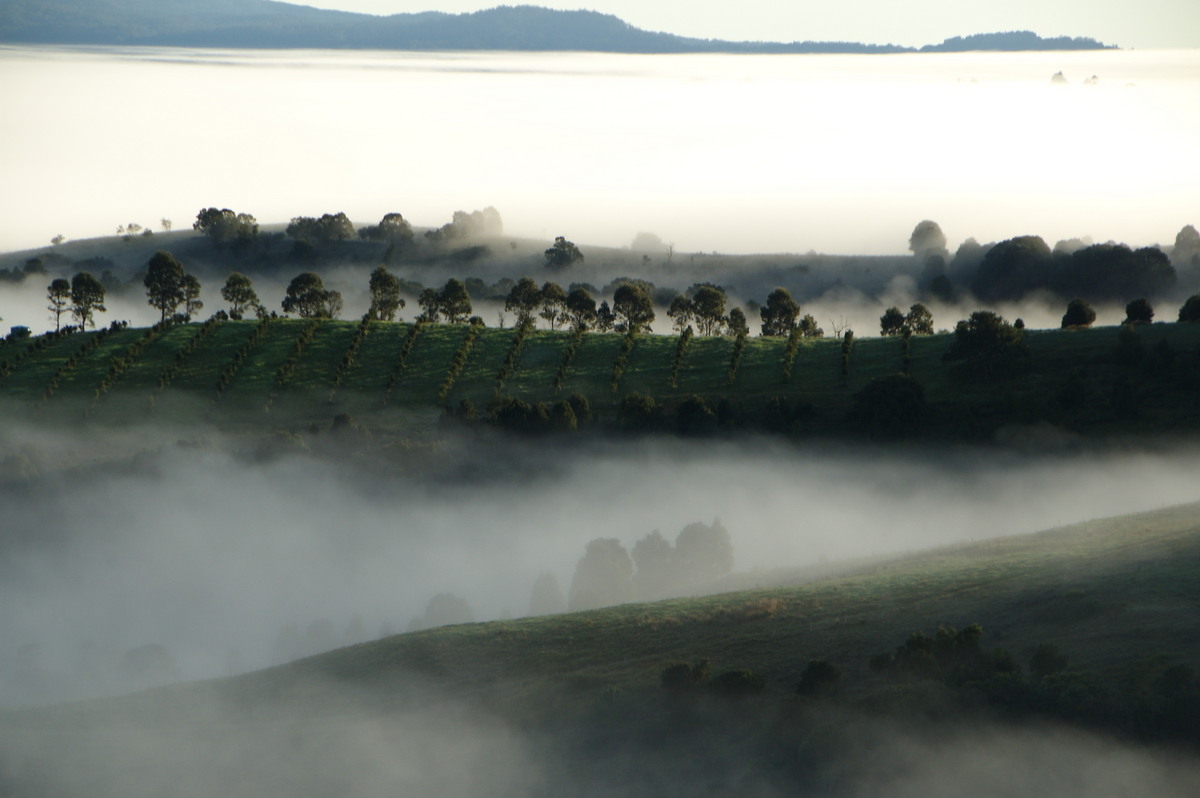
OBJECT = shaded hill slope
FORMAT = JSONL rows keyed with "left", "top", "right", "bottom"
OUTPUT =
{"left": 3, "top": 501, "right": 1198, "bottom": 796}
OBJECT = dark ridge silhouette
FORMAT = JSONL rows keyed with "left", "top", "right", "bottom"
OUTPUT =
{"left": 0, "top": 1, "right": 1114, "bottom": 53}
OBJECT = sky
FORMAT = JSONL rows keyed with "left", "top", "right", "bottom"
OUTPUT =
{"left": 295, "top": 0, "right": 1200, "bottom": 50}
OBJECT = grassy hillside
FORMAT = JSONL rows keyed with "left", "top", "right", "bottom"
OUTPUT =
{"left": 2, "top": 317, "right": 1199, "bottom": 442}
{"left": 227, "top": 500, "right": 1200, "bottom": 707}
{"left": 4, "top": 502, "right": 1198, "bottom": 795}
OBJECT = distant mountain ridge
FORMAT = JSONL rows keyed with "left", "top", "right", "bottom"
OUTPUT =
{"left": 0, "top": 1, "right": 1115, "bottom": 53}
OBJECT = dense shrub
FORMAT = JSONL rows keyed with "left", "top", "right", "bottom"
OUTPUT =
{"left": 660, "top": 659, "right": 710, "bottom": 693}
{"left": 710, "top": 669, "right": 766, "bottom": 698}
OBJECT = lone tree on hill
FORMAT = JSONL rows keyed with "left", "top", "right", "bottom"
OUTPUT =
{"left": 613, "top": 283, "right": 655, "bottom": 333}
{"left": 1179, "top": 294, "right": 1200, "bottom": 323}
{"left": 667, "top": 294, "right": 695, "bottom": 333}
{"left": 726, "top": 307, "right": 749, "bottom": 337}
{"left": 181, "top": 273, "right": 203, "bottom": 321}
{"left": 144, "top": 251, "right": 186, "bottom": 322}
{"left": 544, "top": 236, "right": 584, "bottom": 270}
{"left": 539, "top": 281, "right": 568, "bottom": 330}
{"left": 565, "top": 287, "right": 597, "bottom": 330}
{"left": 690, "top": 284, "right": 728, "bottom": 336}
{"left": 528, "top": 572, "right": 566, "bottom": 616}
{"left": 367, "top": 265, "right": 404, "bottom": 321}
{"left": 906, "top": 303, "right": 934, "bottom": 334}
{"left": 880, "top": 306, "right": 907, "bottom": 336}
{"left": 1061, "top": 298, "right": 1097, "bottom": 328}
{"left": 47, "top": 278, "right": 71, "bottom": 332}
{"left": 505, "top": 277, "right": 542, "bottom": 325}
{"left": 438, "top": 278, "right": 473, "bottom": 324}
{"left": 943, "top": 310, "right": 1027, "bottom": 375}
{"left": 760, "top": 287, "right": 801, "bottom": 336}
{"left": 70, "top": 272, "right": 106, "bottom": 329}
{"left": 282, "top": 272, "right": 342, "bottom": 319}
{"left": 568, "top": 538, "right": 634, "bottom": 612}
{"left": 1123, "top": 298, "right": 1154, "bottom": 324}
{"left": 220, "top": 273, "right": 261, "bottom": 320}
{"left": 672, "top": 520, "right": 734, "bottom": 588}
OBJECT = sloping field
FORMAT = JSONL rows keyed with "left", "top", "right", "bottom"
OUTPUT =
{"left": 3, "top": 318, "right": 1199, "bottom": 438}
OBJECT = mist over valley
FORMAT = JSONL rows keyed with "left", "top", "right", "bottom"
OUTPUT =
{"left": 3, "top": 28, "right": 1200, "bottom": 798}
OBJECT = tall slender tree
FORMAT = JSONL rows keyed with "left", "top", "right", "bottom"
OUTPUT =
{"left": 47, "top": 278, "right": 71, "bottom": 332}
{"left": 144, "top": 250, "right": 186, "bottom": 322}
{"left": 70, "top": 272, "right": 106, "bottom": 329}
{"left": 368, "top": 266, "right": 404, "bottom": 321}
{"left": 220, "top": 273, "right": 260, "bottom": 320}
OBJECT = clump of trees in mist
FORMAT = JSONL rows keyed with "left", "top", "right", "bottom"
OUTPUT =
{"left": 564, "top": 519, "right": 733, "bottom": 612}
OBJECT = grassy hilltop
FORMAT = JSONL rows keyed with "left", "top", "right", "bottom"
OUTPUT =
{"left": 2, "top": 315, "right": 1199, "bottom": 443}
{"left": 3, "top": 500, "right": 1199, "bottom": 795}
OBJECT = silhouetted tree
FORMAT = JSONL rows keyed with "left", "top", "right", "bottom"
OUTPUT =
{"left": 181, "top": 273, "right": 203, "bottom": 321}
{"left": 539, "top": 281, "right": 568, "bottom": 330}
{"left": 673, "top": 519, "right": 733, "bottom": 588}
{"left": 906, "top": 303, "right": 934, "bottom": 334}
{"left": 909, "top": 219, "right": 949, "bottom": 260}
{"left": 613, "top": 283, "right": 655, "bottom": 332}
{"left": 1061, "top": 298, "right": 1097, "bottom": 328}
{"left": 568, "top": 538, "right": 634, "bottom": 611}
{"left": 944, "top": 310, "right": 1027, "bottom": 375}
{"left": 1179, "top": 294, "right": 1200, "bottom": 323}
{"left": 880, "top": 306, "right": 906, "bottom": 336}
{"left": 528, "top": 572, "right": 566, "bottom": 616}
{"left": 193, "top": 207, "right": 258, "bottom": 246}
{"left": 368, "top": 265, "right": 404, "bottom": 321}
{"left": 70, "top": 272, "right": 106, "bottom": 329}
{"left": 972, "top": 235, "right": 1053, "bottom": 302}
{"left": 144, "top": 250, "right": 186, "bottom": 322}
{"left": 282, "top": 272, "right": 342, "bottom": 319}
{"left": 220, "top": 273, "right": 260, "bottom": 320}
{"left": 286, "top": 212, "right": 355, "bottom": 244}
{"left": 438, "top": 278, "right": 473, "bottom": 324}
{"left": 544, "top": 236, "right": 584, "bottom": 269}
{"left": 667, "top": 293, "right": 695, "bottom": 333}
{"left": 47, "top": 278, "right": 70, "bottom": 332}
{"left": 759, "top": 287, "right": 801, "bottom": 336}
{"left": 412, "top": 593, "right": 474, "bottom": 630}
{"left": 797, "top": 659, "right": 841, "bottom": 696}
{"left": 595, "top": 300, "right": 616, "bottom": 332}
{"left": 632, "top": 530, "right": 674, "bottom": 600}
{"left": 1123, "top": 298, "right": 1154, "bottom": 324}
{"left": 725, "top": 307, "right": 749, "bottom": 337}
{"left": 505, "top": 277, "right": 541, "bottom": 325}
{"left": 358, "top": 212, "right": 414, "bottom": 244}
{"left": 565, "top": 287, "right": 597, "bottom": 330}
{"left": 690, "top": 284, "right": 727, "bottom": 335}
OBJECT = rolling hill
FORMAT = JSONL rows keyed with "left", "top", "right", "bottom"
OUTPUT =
{"left": 2, "top": 500, "right": 1198, "bottom": 795}
{"left": 2, "top": 313, "right": 1199, "bottom": 450}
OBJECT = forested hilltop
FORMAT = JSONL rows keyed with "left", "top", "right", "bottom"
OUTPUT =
{"left": 0, "top": 0, "right": 1113, "bottom": 52}
{"left": 3, "top": 208, "right": 1198, "bottom": 457}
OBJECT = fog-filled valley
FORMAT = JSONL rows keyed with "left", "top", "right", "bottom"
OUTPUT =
{"left": 4, "top": 38, "right": 1200, "bottom": 798}
{"left": 2, "top": 46, "right": 1198, "bottom": 258}
{"left": 3, "top": 430, "right": 1200, "bottom": 795}
{"left": 3, "top": 429, "right": 1199, "bottom": 706}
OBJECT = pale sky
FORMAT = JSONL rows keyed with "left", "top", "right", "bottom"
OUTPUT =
{"left": 295, "top": 0, "right": 1200, "bottom": 50}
